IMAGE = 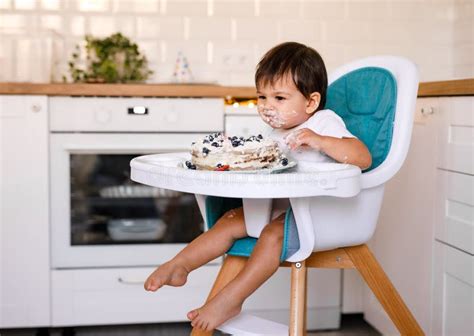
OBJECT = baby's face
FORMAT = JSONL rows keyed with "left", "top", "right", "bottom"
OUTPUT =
{"left": 256, "top": 74, "right": 311, "bottom": 129}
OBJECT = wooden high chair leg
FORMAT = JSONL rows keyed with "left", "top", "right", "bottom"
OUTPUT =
{"left": 191, "top": 255, "right": 247, "bottom": 336}
{"left": 344, "top": 244, "right": 424, "bottom": 336}
{"left": 289, "top": 260, "right": 307, "bottom": 336}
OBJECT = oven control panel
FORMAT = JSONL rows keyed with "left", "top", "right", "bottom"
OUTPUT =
{"left": 49, "top": 97, "right": 224, "bottom": 133}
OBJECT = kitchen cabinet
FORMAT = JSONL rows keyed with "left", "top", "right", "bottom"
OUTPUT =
{"left": 0, "top": 94, "right": 341, "bottom": 331}
{"left": 363, "top": 97, "right": 473, "bottom": 335}
{"left": 0, "top": 95, "right": 50, "bottom": 327}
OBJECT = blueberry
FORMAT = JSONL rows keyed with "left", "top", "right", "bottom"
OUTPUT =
{"left": 216, "top": 163, "right": 223, "bottom": 168}
{"left": 191, "top": 141, "right": 196, "bottom": 145}
{"left": 202, "top": 147, "right": 210, "bottom": 155}
{"left": 209, "top": 136, "right": 214, "bottom": 141}
{"left": 281, "top": 158, "right": 288, "bottom": 166}
{"left": 203, "top": 139, "right": 210, "bottom": 144}
{"left": 257, "top": 134, "right": 263, "bottom": 139}
{"left": 232, "top": 141, "right": 240, "bottom": 147}
{"left": 185, "top": 161, "right": 197, "bottom": 170}
{"left": 211, "top": 142, "right": 219, "bottom": 147}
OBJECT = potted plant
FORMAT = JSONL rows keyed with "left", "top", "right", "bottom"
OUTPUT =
{"left": 65, "top": 33, "right": 153, "bottom": 83}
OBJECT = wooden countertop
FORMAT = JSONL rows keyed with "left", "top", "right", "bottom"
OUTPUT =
{"left": 0, "top": 79, "right": 472, "bottom": 98}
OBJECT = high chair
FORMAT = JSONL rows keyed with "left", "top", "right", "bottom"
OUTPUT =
{"left": 191, "top": 56, "right": 423, "bottom": 336}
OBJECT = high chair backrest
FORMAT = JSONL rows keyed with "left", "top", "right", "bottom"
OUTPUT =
{"left": 327, "top": 56, "right": 419, "bottom": 189}
{"left": 287, "top": 56, "right": 419, "bottom": 257}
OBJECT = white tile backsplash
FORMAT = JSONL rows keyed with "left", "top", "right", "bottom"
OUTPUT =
{"left": 0, "top": 0, "right": 11, "bottom": 10}
{"left": 89, "top": 16, "right": 116, "bottom": 36}
{"left": 14, "top": 0, "right": 36, "bottom": 10}
{"left": 0, "top": 0, "right": 472, "bottom": 83}
{"left": 40, "top": 0, "right": 61, "bottom": 10}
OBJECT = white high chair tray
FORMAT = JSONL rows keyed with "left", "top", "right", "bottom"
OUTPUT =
{"left": 130, "top": 152, "right": 361, "bottom": 199}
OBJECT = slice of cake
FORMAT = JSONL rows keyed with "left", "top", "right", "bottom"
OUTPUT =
{"left": 186, "top": 133, "right": 288, "bottom": 171}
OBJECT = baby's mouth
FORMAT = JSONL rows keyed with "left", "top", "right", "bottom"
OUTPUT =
{"left": 261, "top": 109, "right": 288, "bottom": 128}
{"left": 259, "top": 108, "right": 297, "bottom": 128}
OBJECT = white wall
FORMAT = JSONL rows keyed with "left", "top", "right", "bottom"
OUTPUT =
{"left": 453, "top": 0, "right": 474, "bottom": 78}
{"left": 0, "top": 0, "right": 472, "bottom": 84}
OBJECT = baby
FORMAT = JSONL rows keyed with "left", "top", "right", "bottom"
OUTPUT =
{"left": 144, "top": 42, "right": 372, "bottom": 332}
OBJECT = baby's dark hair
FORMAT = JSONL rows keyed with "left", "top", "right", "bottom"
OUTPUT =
{"left": 255, "top": 42, "right": 328, "bottom": 111}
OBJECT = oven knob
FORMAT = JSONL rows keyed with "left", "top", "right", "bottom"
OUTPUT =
{"left": 96, "top": 110, "right": 111, "bottom": 123}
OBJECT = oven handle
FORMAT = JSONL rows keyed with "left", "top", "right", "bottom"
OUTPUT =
{"left": 117, "top": 277, "right": 145, "bottom": 285}
{"left": 64, "top": 145, "right": 186, "bottom": 153}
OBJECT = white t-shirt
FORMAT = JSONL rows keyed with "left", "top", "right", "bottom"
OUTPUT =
{"left": 269, "top": 109, "right": 356, "bottom": 219}
{"left": 270, "top": 109, "right": 356, "bottom": 164}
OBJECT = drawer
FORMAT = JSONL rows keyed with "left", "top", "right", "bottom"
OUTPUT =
{"left": 50, "top": 97, "right": 224, "bottom": 132}
{"left": 51, "top": 266, "right": 219, "bottom": 326}
{"left": 437, "top": 97, "right": 474, "bottom": 175}
{"left": 51, "top": 265, "right": 342, "bottom": 329}
{"left": 432, "top": 241, "right": 473, "bottom": 336}
{"left": 225, "top": 115, "right": 271, "bottom": 137}
{"left": 435, "top": 170, "right": 474, "bottom": 254}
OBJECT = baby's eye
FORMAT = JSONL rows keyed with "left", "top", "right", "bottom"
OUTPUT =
{"left": 275, "top": 96, "right": 285, "bottom": 101}
{"left": 257, "top": 95, "right": 266, "bottom": 100}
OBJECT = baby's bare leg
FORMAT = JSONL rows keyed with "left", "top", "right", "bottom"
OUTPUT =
{"left": 189, "top": 213, "right": 285, "bottom": 331}
{"left": 144, "top": 207, "right": 247, "bottom": 291}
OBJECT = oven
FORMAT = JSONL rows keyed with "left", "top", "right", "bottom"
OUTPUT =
{"left": 50, "top": 97, "right": 224, "bottom": 268}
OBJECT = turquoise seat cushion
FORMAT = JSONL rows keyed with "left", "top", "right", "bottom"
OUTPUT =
{"left": 205, "top": 196, "right": 299, "bottom": 262}
{"left": 325, "top": 67, "right": 397, "bottom": 171}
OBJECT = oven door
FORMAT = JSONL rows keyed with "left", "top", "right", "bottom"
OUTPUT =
{"left": 50, "top": 133, "right": 207, "bottom": 268}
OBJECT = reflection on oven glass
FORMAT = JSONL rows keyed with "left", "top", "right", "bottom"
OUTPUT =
{"left": 70, "top": 154, "right": 203, "bottom": 245}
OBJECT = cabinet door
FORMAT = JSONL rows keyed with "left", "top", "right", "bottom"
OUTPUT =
{"left": 432, "top": 241, "right": 473, "bottom": 336}
{"left": 0, "top": 95, "right": 50, "bottom": 327}
{"left": 437, "top": 97, "right": 474, "bottom": 175}
{"left": 363, "top": 98, "right": 439, "bottom": 335}
{"left": 435, "top": 170, "right": 473, "bottom": 254}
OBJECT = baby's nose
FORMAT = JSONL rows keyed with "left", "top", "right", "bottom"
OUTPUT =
{"left": 258, "top": 103, "right": 274, "bottom": 113}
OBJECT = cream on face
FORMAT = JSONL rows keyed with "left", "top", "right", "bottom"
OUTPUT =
{"left": 257, "top": 105, "right": 298, "bottom": 128}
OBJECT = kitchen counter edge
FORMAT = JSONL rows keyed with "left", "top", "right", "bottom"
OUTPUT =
{"left": 0, "top": 79, "right": 473, "bottom": 98}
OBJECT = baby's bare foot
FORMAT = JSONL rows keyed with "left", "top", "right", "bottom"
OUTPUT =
{"left": 144, "top": 260, "right": 189, "bottom": 291}
{"left": 187, "top": 289, "right": 243, "bottom": 331}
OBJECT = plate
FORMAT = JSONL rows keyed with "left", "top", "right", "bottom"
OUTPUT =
{"left": 180, "top": 160, "right": 297, "bottom": 174}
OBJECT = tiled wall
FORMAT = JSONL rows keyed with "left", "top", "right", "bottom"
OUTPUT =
{"left": 0, "top": 0, "right": 472, "bottom": 84}
{"left": 453, "top": 0, "right": 473, "bottom": 78}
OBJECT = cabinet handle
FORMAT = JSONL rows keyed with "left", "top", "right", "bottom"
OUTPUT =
{"left": 117, "top": 277, "right": 145, "bottom": 285}
{"left": 421, "top": 106, "right": 435, "bottom": 115}
{"left": 31, "top": 104, "right": 42, "bottom": 113}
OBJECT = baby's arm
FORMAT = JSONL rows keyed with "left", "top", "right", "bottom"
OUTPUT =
{"left": 286, "top": 128, "right": 372, "bottom": 170}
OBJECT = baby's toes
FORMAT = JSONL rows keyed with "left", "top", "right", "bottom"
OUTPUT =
{"left": 144, "top": 278, "right": 153, "bottom": 290}
{"left": 145, "top": 279, "right": 157, "bottom": 291}
{"left": 203, "top": 321, "right": 211, "bottom": 332}
{"left": 195, "top": 317, "right": 205, "bottom": 330}
{"left": 187, "top": 309, "right": 199, "bottom": 321}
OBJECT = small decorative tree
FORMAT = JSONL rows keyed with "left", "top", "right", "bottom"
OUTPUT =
{"left": 65, "top": 33, "right": 153, "bottom": 83}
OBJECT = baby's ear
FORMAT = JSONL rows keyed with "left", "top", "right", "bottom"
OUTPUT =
{"left": 306, "top": 92, "right": 321, "bottom": 114}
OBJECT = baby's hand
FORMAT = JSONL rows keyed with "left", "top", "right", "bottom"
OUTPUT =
{"left": 285, "top": 128, "right": 324, "bottom": 151}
